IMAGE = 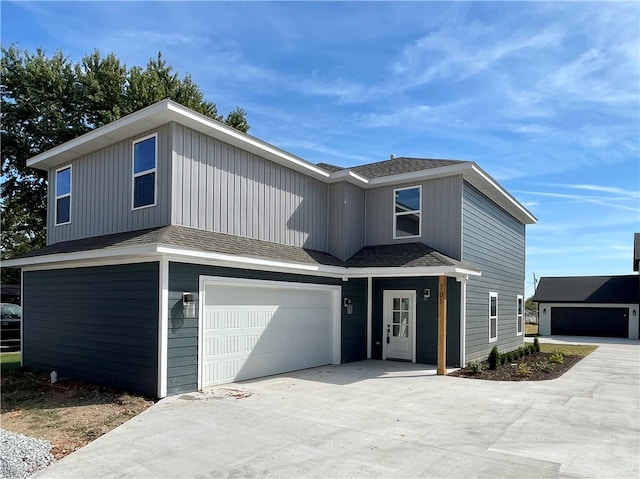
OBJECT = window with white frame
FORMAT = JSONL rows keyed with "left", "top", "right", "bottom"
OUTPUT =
{"left": 55, "top": 165, "right": 72, "bottom": 225}
{"left": 489, "top": 292, "right": 498, "bottom": 342}
{"left": 517, "top": 295, "right": 524, "bottom": 335}
{"left": 394, "top": 186, "right": 421, "bottom": 238}
{"left": 132, "top": 134, "right": 157, "bottom": 209}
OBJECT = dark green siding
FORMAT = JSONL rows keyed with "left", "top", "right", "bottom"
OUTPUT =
{"left": 341, "top": 278, "right": 368, "bottom": 363}
{"left": 22, "top": 263, "right": 159, "bottom": 397}
{"left": 167, "top": 262, "right": 367, "bottom": 395}
{"left": 371, "top": 277, "right": 461, "bottom": 367}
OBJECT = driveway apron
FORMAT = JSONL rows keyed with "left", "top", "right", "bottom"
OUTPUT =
{"left": 34, "top": 337, "right": 639, "bottom": 478}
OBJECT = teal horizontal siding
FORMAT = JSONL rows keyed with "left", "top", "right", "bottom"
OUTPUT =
{"left": 23, "top": 263, "right": 159, "bottom": 397}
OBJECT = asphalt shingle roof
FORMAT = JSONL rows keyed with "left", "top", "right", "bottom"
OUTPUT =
{"left": 531, "top": 275, "right": 640, "bottom": 304}
{"left": 11, "top": 225, "right": 472, "bottom": 271}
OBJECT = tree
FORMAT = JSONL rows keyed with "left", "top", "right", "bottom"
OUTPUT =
{"left": 1, "top": 46, "right": 250, "bottom": 285}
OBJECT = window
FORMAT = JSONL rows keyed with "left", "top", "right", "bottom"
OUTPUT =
{"left": 132, "top": 134, "right": 157, "bottom": 209}
{"left": 55, "top": 166, "right": 72, "bottom": 225}
{"left": 517, "top": 295, "right": 524, "bottom": 336}
{"left": 489, "top": 292, "right": 498, "bottom": 342}
{"left": 394, "top": 186, "right": 421, "bottom": 238}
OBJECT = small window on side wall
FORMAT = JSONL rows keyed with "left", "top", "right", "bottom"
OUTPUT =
{"left": 489, "top": 292, "right": 498, "bottom": 342}
{"left": 517, "top": 295, "right": 524, "bottom": 336}
{"left": 394, "top": 186, "right": 421, "bottom": 238}
{"left": 132, "top": 134, "right": 157, "bottom": 209}
{"left": 55, "top": 165, "right": 72, "bottom": 225}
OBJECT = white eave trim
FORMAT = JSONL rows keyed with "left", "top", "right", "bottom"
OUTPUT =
{"left": 4, "top": 242, "right": 481, "bottom": 279}
{"left": 26, "top": 100, "right": 331, "bottom": 181}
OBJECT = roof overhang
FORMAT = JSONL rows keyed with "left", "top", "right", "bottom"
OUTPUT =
{"left": 5, "top": 243, "right": 481, "bottom": 280}
{"left": 27, "top": 99, "right": 535, "bottom": 225}
{"left": 27, "top": 100, "right": 331, "bottom": 181}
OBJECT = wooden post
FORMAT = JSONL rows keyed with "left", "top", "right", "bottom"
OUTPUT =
{"left": 437, "top": 275, "right": 447, "bottom": 375}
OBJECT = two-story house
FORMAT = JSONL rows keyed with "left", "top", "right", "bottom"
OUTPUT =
{"left": 4, "top": 99, "right": 536, "bottom": 398}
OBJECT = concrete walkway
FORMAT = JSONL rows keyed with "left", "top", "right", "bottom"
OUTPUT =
{"left": 35, "top": 337, "right": 639, "bottom": 478}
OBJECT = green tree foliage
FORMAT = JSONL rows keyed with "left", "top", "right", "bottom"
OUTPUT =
{"left": 1, "top": 46, "right": 250, "bottom": 284}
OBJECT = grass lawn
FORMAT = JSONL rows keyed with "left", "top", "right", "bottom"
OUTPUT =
{"left": 525, "top": 323, "right": 538, "bottom": 336}
{"left": 1, "top": 352, "right": 21, "bottom": 372}
{"left": 539, "top": 342, "right": 598, "bottom": 357}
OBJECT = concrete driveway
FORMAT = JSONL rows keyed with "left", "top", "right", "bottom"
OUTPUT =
{"left": 36, "top": 337, "right": 639, "bottom": 478}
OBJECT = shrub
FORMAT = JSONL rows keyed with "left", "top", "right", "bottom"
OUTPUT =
{"left": 533, "top": 336, "right": 540, "bottom": 352}
{"left": 518, "top": 363, "right": 531, "bottom": 377}
{"left": 468, "top": 361, "right": 487, "bottom": 374}
{"left": 488, "top": 346, "right": 500, "bottom": 370}
{"left": 505, "top": 351, "right": 514, "bottom": 363}
{"left": 550, "top": 351, "right": 564, "bottom": 364}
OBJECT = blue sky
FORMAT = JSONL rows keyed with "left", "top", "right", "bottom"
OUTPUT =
{"left": 3, "top": 1, "right": 639, "bottom": 297}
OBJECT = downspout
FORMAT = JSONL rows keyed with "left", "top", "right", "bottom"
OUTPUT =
{"left": 367, "top": 276, "right": 373, "bottom": 358}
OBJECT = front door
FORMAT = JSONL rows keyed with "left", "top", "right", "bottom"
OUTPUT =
{"left": 383, "top": 290, "right": 415, "bottom": 361}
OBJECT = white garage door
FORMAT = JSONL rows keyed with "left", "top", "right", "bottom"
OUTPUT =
{"left": 200, "top": 277, "right": 340, "bottom": 387}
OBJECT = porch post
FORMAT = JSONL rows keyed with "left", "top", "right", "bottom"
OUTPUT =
{"left": 437, "top": 275, "right": 447, "bottom": 375}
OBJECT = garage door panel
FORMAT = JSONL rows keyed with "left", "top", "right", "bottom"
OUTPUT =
{"left": 551, "top": 307, "right": 628, "bottom": 337}
{"left": 201, "top": 280, "right": 337, "bottom": 387}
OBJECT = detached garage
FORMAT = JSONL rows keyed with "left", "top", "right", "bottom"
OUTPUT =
{"left": 533, "top": 275, "right": 640, "bottom": 339}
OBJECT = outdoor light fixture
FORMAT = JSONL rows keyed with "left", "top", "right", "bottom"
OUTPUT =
{"left": 543, "top": 308, "right": 547, "bottom": 314}
{"left": 633, "top": 309, "right": 637, "bottom": 317}
{"left": 182, "top": 292, "right": 196, "bottom": 317}
{"left": 423, "top": 288, "right": 431, "bottom": 301}
{"left": 343, "top": 298, "right": 353, "bottom": 315}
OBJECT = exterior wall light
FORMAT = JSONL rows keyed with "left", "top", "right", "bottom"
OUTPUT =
{"left": 343, "top": 298, "right": 353, "bottom": 315}
{"left": 543, "top": 308, "right": 547, "bottom": 314}
{"left": 423, "top": 288, "right": 430, "bottom": 301}
{"left": 183, "top": 292, "right": 196, "bottom": 317}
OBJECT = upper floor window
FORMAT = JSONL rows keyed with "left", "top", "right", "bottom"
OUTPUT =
{"left": 55, "top": 165, "right": 72, "bottom": 225}
{"left": 394, "top": 186, "right": 421, "bottom": 238}
{"left": 489, "top": 292, "right": 498, "bottom": 342}
{"left": 132, "top": 134, "right": 157, "bottom": 209}
{"left": 516, "top": 295, "right": 524, "bottom": 336}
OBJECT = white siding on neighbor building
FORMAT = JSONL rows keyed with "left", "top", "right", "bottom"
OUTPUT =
{"left": 47, "top": 124, "right": 172, "bottom": 245}
{"left": 171, "top": 124, "right": 328, "bottom": 251}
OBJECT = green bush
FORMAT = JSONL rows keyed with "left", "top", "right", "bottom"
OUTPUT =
{"left": 488, "top": 346, "right": 500, "bottom": 370}
{"left": 505, "top": 351, "right": 514, "bottom": 362}
{"left": 533, "top": 336, "right": 540, "bottom": 352}
{"left": 468, "top": 361, "right": 487, "bottom": 374}
{"left": 550, "top": 351, "right": 564, "bottom": 364}
{"left": 518, "top": 363, "right": 531, "bottom": 377}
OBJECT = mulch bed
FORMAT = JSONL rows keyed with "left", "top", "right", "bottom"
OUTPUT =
{"left": 448, "top": 351, "right": 583, "bottom": 381}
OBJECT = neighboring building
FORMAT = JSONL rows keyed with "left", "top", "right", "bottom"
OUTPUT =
{"left": 0, "top": 284, "right": 20, "bottom": 305}
{"left": 532, "top": 275, "right": 640, "bottom": 339}
{"left": 4, "top": 100, "right": 536, "bottom": 398}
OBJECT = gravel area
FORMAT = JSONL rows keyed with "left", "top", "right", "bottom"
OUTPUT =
{"left": 0, "top": 429, "right": 53, "bottom": 479}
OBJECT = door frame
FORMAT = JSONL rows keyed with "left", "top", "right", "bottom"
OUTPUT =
{"left": 382, "top": 290, "right": 416, "bottom": 362}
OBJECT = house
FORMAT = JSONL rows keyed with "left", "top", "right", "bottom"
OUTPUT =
{"left": 3, "top": 100, "right": 536, "bottom": 398}
{"left": 532, "top": 275, "right": 639, "bottom": 339}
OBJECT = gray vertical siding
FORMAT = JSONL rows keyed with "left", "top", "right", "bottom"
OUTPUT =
{"left": 47, "top": 125, "right": 172, "bottom": 245}
{"left": 462, "top": 182, "right": 526, "bottom": 362}
{"left": 371, "top": 277, "right": 461, "bottom": 367}
{"left": 327, "top": 181, "right": 365, "bottom": 261}
{"left": 171, "top": 124, "right": 328, "bottom": 251}
{"left": 365, "top": 176, "right": 463, "bottom": 259}
{"left": 22, "top": 263, "right": 159, "bottom": 397}
{"left": 167, "top": 262, "right": 360, "bottom": 396}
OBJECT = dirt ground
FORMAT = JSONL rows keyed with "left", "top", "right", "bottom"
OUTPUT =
{"left": 449, "top": 351, "right": 583, "bottom": 381}
{"left": 1, "top": 369, "right": 154, "bottom": 459}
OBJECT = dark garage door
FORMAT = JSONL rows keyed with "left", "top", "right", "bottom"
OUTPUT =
{"left": 551, "top": 307, "right": 628, "bottom": 337}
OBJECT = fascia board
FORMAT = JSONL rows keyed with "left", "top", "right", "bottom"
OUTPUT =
{"left": 344, "top": 265, "right": 481, "bottom": 278}
{"left": 26, "top": 100, "right": 331, "bottom": 181}
{"left": 327, "top": 169, "right": 369, "bottom": 185}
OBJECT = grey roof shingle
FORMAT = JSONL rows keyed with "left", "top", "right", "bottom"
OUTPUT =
{"left": 531, "top": 275, "right": 640, "bottom": 304}
{"left": 10, "top": 225, "right": 472, "bottom": 272}
{"left": 345, "top": 243, "right": 466, "bottom": 268}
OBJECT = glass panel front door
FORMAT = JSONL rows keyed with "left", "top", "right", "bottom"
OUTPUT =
{"left": 384, "top": 291, "right": 414, "bottom": 360}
